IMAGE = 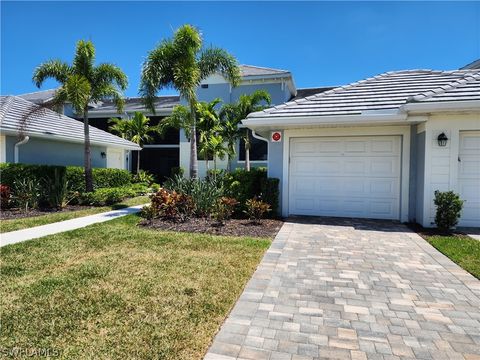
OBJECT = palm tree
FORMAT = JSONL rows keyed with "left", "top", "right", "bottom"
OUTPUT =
{"left": 140, "top": 24, "right": 240, "bottom": 178}
{"left": 109, "top": 112, "right": 158, "bottom": 173}
{"left": 220, "top": 90, "right": 271, "bottom": 171}
{"left": 197, "top": 99, "right": 223, "bottom": 171}
{"left": 33, "top": 40, "right": 127, "bottom": 192}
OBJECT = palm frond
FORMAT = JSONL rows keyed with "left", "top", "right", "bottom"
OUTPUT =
{"left": 198, "top": 47, "right": 241, "bottom": 87}
{"left": 94, "top": 63, "right": 128, "bottom": 91}
{"left": 32, "top": 60, "right": 72, "bottom": 88}
{"left": 72, "top": 40, "right": 95, "bottom": 78}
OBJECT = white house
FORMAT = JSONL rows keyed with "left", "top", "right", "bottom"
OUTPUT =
{"left": 243, "top": 69, "right": 480, "bottom": 228}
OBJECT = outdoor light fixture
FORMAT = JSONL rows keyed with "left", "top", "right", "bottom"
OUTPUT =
{"left": 101, "top": 151, "right": 106, "bottom": 158}
{"left": 437, "top": 132, "right": 448, "bottom": 147}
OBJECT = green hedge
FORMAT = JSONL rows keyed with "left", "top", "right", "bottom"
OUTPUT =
{"left": 0, "top": 163, "right": 68, "bottom": 208}
{"left": 214, "top": 168, "right": 280, "bottom": 217}
{"left": 66, "top": 166, "right": 132, "bottom": 192}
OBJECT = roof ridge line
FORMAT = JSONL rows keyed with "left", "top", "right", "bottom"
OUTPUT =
{"left": 408, "top": 71, "right": 480, "bottom": 102}
{"left": 240, "top": 64, "right": 290, "bottom": 73}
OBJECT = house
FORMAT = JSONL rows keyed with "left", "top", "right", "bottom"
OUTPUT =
{"left": 82, "top": 65, "right": 333, "bottom": 180}
{"left": 243, "top": 69, "right": 480, "bottom": 228}
{"left": 0, "top": 96, "right": 141, "bottom": 168}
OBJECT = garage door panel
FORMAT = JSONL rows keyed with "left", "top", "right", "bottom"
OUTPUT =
{"left": 289, "top": 136, "right": 401, "bottom": 220}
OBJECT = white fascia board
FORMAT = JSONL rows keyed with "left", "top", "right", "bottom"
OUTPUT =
{"left": 242, "top": 113, "right": 408, "bottom": 129}
{"left": 402, "top": 100, "right": 480, "bottom": 114}
{"left": 86, "top": 108, "right": 174, "bottom": 119}
{"left": 0, "top": 128, "right": 141, "bottom": 151}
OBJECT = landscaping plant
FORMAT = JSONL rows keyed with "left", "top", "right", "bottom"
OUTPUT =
{"left": 244, "top": 197, "right": 271, "bottom": 223}
{"left": 434, "top": 190, "right": 464, "bottom": 233}
{"left": 213, "top": 197, "right": 239, "bottom": 224}
{"left": 149, "top": 188, "right": 194, "bottom": 222}
{"left": 0, "top": 184, "right": 12, "bottom": 209}
{"left": 132, "top": 170, "right": 156, "bottom": 185}
{"left": 13, "top": 178, "right": 42, "bottom": 212}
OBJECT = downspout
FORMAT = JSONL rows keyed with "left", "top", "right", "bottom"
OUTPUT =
{"left": 14, "top": 136, "right": 29, "bottom": 163}
{"left": 251, "top": 130, "right": 268, "bottom": 143}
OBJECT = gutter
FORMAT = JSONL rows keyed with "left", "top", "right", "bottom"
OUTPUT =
{"left": 251, "top": 130, "right": 269, "bottom": 143}
{"left": 401, "top": 100, "right": 480, "bottom": 114}
{"left": 242, "top": 113, "right": 408, "bottom": 129}
{"left": 1, "top": 129, "right": 141, "bottom": 151}
{"left": 14, "top": 136, "right": 29, "bottom": 163}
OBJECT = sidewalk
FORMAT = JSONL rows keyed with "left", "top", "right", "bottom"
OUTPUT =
{"left": 1, "top": 204, "right": 146, "bottom": 247}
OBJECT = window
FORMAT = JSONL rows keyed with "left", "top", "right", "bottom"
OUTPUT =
{"left": 201, "top": 84, "right": 209, "bottom": 89}
{"left": 239, "top": 130, "right": 268, "bottom": 161}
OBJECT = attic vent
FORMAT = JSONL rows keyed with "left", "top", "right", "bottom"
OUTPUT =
{"left": 201, "top": 84, "right": 209, "bottom": 89}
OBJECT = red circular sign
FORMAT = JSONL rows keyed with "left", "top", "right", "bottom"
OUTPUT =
{"left": 272, "top": 132, "right": 281, "bottom": 142}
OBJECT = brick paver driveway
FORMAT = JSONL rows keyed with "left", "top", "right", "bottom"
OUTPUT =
{"left": 205, "top": 218, "right": 480, "bottom": 360}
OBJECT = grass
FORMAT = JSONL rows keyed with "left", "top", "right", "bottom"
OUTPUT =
{"left": 0, "top": 196, "right": 149, "bottom": 233}
{"left": 423, "top": 233, "right": 480, "bottom": 279}
{"left": 0, "top": 214, "right": 270, "bottom": 359}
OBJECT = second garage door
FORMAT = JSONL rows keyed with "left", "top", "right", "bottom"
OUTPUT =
{"left": 289, "top": 136, "right": 401, "bottom": 220}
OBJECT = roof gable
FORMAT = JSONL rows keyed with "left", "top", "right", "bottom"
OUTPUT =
{"left": 0, "top": 96, "right": 140, "bottom": 150}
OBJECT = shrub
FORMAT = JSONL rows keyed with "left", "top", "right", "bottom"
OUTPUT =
{"left": 434, "top": 190, "right": 464, "bottom": 233}
{"left": 13, "top": 178, "right": 42, "bottom": 212}
{"left": 42, "top": 167, "right": 71, "bottom": 209}
{"left": 164, "top": 174, "right": 223, "bottom": 217}
{"left": 80, "top": 186, "right": 136, "bottom": 206}
{"left": 133, "top": 170, "right": 155, "bottom": 185}
{"left": 170, "top": 166, "right": 185, "bottom": 178}
{"left": 213, "top": 197, "right": 239, "bottom": 223}
{"left": 66, "top": 166, "right": 132, "bottom": 192}
{"left": 149, "top": 188, "right": 194, "bottom": 222}
{"left": 1, "top": 184, "right": 12, "bottom": 209}
{"left": 140, "top": 204, "right": 157, "bottom": 221}
{"left": 243, "top": 198, "right": 271, "bottom": 223}
{"left": 0, "top": 163, "right": 68, "bottom": 207}
{"left": 150, "top": 183, "right": 161, "bottom": 193}
{"left": 129, "top": 183, "right": 150, "bottom": 196}
{"left": 261, "top": 178, "right": 280, "bottom": 217}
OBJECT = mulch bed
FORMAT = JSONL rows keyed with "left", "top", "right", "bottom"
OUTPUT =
{"left": 0, "top": 205, "right": 96, "bottom": 221}
{"left": 140, "top": 217, "right": 284, "bottom": 238}
{"left": 407, "top": 222, "right": 473, "bottom": 239}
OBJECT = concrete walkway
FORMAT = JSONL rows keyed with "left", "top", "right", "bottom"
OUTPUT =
{"left": 1, "top": 204, "right": 146, "bottom": 247}
{"left": 205, "top": 217, "right": 480, "bottom": 360}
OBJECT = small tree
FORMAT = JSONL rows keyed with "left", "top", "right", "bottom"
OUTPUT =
{"left": 219, "top": 90, "right": 271, "bottom": 171}
{"left": 110, "top": 112, "right": 158, "bottom": 173}
{"left": 434, "top": 190, "right": 464, "bottom": 233}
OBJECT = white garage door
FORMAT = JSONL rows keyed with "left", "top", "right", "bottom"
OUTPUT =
{"left": 458, "top": 131, "right": 480, "bottom": 227}
{"left": 289, "top": 136, "right": 401, "bottom": 220}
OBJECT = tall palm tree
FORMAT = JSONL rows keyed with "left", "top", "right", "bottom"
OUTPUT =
{"left": 109, "top": 112, "right": 158, "bottom": 173}
{"left": 220, "top": 90, "right": 271, "bottom": 171}
{"left": 33, "top": 40, "right": 127, "bottom": 192}
{"left": 140, "top": 24, "right": 240, "bottom": 179}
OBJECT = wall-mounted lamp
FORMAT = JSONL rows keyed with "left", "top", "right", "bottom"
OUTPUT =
{"left": 437, "top": 133, "right": 448, "bottom": 147}
{"left": 101, "top": 151, "right": 106, "bottom": 158}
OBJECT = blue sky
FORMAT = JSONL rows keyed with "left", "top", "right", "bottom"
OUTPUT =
{"left": 2, "top": 1, "right": 479, "bottom": 97}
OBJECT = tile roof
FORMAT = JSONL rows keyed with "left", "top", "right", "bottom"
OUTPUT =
{"left": 239, "top": 65, "right": 290, "bottom": 77}
{"left": 0, "top": 96, "right": 140, "bottom": 150}
{"left": 247, "top": 69, "right": 480, "bottom": 119}
{"left": 88, "top": 95, "right": 180, "bottom": 115}
{"left": 293, "top": 87, "right": 336, "bottom": 100}
{"left": 18, "top": 89, "right": 57, "bottom": 104}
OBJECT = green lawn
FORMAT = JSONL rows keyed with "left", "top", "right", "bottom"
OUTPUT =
{"left": 0, "top": 214, "right": 270, "bottom": 359}
{"left": 423, "top": 234, "right": 480, "bottom": 279}
{"left": 0, "top": 196, "right": 149, "bottom": 233}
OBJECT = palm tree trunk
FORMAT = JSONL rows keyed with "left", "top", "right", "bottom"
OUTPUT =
{"left": 227, "top": 153, "right": 232, "bottom": 172}
{"left": 245, "top": 129, "right": 251, "bottom": 172}
{"left": 189, "top": 98, "right": 198, "bottom": 179}
{"left": 83, "top": 108, "right": 94, "bottom": 192}
{"left": 137, "top": 150, "right": 141, "bottom": 174}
